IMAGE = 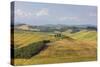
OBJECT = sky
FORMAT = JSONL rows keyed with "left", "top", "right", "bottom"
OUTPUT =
{"left": 13, "top": 1, "right": 97, "bottom": 26}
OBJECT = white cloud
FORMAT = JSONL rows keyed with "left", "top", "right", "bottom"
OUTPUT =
{"left": 15, "top": 8, "right": 49, "bottom": 18}
{"left": 89, "top": 13, "right": 97, "bottom": 17}
{"left": 15, "top": 8, "right": 83, "bottom": 22}
{"left": 36, "top": 8, "right": 49, "bottom": 17}
{"left": 15, "top": 9, "right": 32, "bottom": 18}
{"left": 59, "top": 16, "right": 81, "bottom": 21}
{"left": 59, "top": 17, "right": 67, "bottom": 21}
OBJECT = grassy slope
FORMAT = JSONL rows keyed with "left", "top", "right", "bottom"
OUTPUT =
{"left": 71, "top": 30, "right": 97, "bottom": 41}
{"left": 14, "top": 39, "right": 97, "bottom": 65}
{"left": 13, "top": 30, "right": 97, "bottom": 65}
{"left": 14, "top": 31, "right": 55, "bottom": 48}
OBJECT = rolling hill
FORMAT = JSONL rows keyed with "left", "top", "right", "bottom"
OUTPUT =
{"left": 12, "top": 24, "right": 97, "bottom": 65}
{"left": 14, "top": 38, "right": 97, "bottom": 65}
{"left": 71, "top": 30, "right": 97, "bottom": 41}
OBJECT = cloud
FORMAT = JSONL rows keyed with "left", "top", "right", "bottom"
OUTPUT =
{"left": 59, "top": 16, "right": 81, "bottom": 21}
{"left": 89, "top": 13, "right": 97, "bottom": 17}
{"left": 15, "top": 9, "right": 32, "bottom": 18}
{"left": 15, "top": 8, "right": 49, "bottom": 18}
{"left": 36, "top": 8, "right": 49, "bottom": 17}
{"left": 15, "top": 8, "right": 84, "bottom": 22}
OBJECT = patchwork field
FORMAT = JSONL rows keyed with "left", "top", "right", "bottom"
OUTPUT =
{"left": 11, "top": 30, "right": 97, "bottom": 66}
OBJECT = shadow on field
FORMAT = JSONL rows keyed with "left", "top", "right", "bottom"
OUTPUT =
{"left": 11, "top": 40, "right": 51, "bottom": 59}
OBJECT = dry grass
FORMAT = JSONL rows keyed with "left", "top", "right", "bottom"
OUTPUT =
{"left": 12, "top": 30, "right": 97, "bottom": 66}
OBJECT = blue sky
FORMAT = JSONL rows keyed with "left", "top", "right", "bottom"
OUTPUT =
{"left": 14, "top": 1, "right": 97, "bottom": 26}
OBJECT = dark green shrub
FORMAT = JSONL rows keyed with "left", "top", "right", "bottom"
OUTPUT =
{"left": 13, "top": 40, "right": 50, "bottom": 59}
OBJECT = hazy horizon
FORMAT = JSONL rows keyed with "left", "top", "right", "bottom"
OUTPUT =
{"left": 12, "top": 1, "right": 97, "bottom": 26}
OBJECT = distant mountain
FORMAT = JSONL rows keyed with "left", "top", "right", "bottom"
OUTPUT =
{"left": 14, "top": 24, "right": 40, "bottom": 31}
{"left": 14, "top": 23, "right": 97, "bottom": 32}
{"left": 15, "top": 24, "right": 29, "bottom": 30}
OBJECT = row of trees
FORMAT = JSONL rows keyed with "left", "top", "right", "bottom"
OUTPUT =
{"left": 11, "top": 40, "right": 50, "bottom": 59}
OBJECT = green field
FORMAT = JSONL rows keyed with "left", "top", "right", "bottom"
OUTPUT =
{"left": 12, "top": 30, "right": 97, "bottom": 66}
